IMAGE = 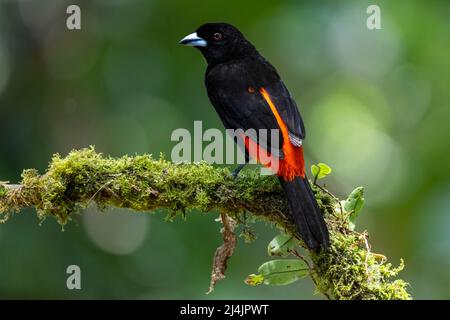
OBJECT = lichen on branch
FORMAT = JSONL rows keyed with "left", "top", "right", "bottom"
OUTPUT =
{"left": 0, "top": 147, "right": 411, "bottom": 300}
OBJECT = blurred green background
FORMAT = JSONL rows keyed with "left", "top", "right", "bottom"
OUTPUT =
{"left": 0, "top": 0, "right": 449, "bottom": 299}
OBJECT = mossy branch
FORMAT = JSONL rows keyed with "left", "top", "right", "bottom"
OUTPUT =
{"left": 0, "top": 147, "right": 411, "bottom": 300}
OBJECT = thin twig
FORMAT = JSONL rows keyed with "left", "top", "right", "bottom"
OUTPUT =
{"left": 289, "top": 249, "right": 332, "bottom": 300}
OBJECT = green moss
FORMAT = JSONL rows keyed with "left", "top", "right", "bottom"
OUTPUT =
{"left": 0, "top": 184, "right": 7, "bottom": 221}
{"left": 312, "top": 231, "right": 411, "bottom": 300}
{"left": 0, "top": 147, "right": 412, "bottom": 299}
{"left": 2, "top": 147, "right": 281, "bottom": 226}
{"left": 0, "top": 184, "right": 6, "bottom": 197}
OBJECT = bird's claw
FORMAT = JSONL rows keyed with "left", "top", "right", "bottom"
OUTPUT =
{"left": 231, "top": 164, "right": 246, "bottom": 179}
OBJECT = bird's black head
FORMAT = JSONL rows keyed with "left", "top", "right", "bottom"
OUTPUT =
{"left": 179, "top": 23, "right": 256, "bottom": 66}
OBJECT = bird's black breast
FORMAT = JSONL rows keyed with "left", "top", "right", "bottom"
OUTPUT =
{"left": 206, "top": 57, "right": 279, "bottom": 96}
{"left": 205, "top": 57, "right": 279, "bottom": 128}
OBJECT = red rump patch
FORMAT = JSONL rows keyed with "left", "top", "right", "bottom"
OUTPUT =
{"left": 241, "top": 88, "right": 305, "bottom": 181}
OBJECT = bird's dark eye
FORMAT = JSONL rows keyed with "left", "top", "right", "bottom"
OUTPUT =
{"left": 213, "top": 32, "right": 223, "bottom": 41}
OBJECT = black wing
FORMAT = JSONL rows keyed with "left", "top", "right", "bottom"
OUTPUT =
{"left": 206, "top": 59, "right": 305, "bottom": 157}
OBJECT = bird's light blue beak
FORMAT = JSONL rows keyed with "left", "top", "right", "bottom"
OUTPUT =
{"left": 179, "top": 32, "right": 207, "bottom": 47}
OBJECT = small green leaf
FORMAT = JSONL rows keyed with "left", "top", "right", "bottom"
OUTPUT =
{"left": 245, "top": 274, "right": 264, "bottom": 286}
{"left": 311, "top": 163, "right": 332, "bottom": 180}
{"left": 257, "top": 259, "right": 309, "bottom": 286}
{"left": 342, "top": 187, "right": 365, "bottom": 230}
{"left": 267, "top": 233, "right": 296, "bottom": 257}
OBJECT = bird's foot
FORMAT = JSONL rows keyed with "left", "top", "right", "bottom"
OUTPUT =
{"left": 231, "top": 164, "right": 246, "bottom": 179}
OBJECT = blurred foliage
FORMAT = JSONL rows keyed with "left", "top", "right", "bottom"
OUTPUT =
{"left": 0, "top": 0, "right": 449, "bottom": 299}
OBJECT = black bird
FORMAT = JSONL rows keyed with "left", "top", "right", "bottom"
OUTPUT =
{"left": 180, "top": 23, "right": 329, "bottom": 250}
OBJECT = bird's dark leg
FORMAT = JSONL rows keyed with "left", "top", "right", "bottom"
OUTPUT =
{"left": 231, "top": 163, "right": 247, "bottom": 178}
{"left": 232, "top": 151, "right": 250, "bottom": 178}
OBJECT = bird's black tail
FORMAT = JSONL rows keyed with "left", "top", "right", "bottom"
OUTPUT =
{"left": 279, "top": 176, "right": 329, "bottom": 250}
